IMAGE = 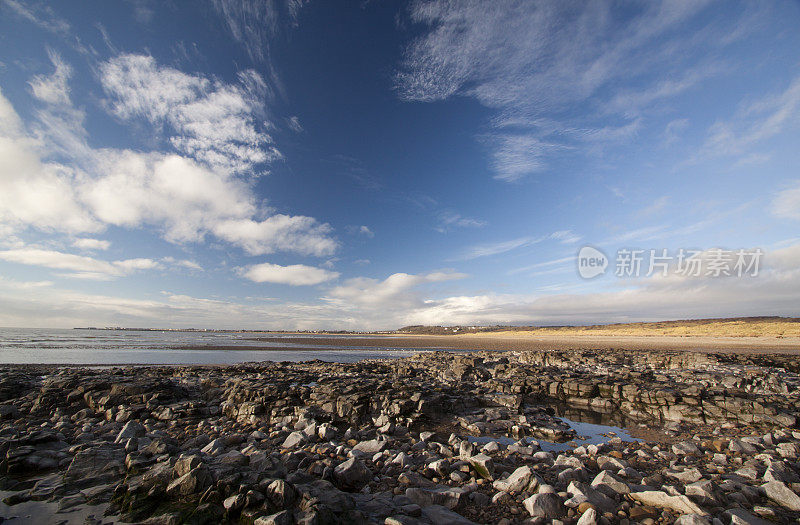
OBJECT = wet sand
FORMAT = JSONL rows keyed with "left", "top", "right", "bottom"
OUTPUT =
{"left": 247, "top": 332, "right": 800, "bottom": 354}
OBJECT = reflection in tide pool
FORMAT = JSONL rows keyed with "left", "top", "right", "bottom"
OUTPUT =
{"left": 557, "top": 417, "right": 639, "bottom": 450}
{"left": 469, "top": 415, "right": 639, "bottom": 453}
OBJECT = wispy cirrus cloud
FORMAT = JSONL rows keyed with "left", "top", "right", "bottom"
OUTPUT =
{"left": 1, "top": 0, "right": 70, "bottom": 35}
{"left": 508, "top": 256, "right": 574, "bottom": 276}
{"left": 395, "top": 1, "right": 749, "bottom": 180}
{"left": 209, "top": 0, "right": 309, "bottom": 100}
{"left": 28, "top": 49, "right": 72, "bottom": 105}
{"left": 456, "top": 236, "right": 539, "bottom": 260}
{"left": 435, "top": 211, "right": 486, "bottom": 233}
{"left": 456, "top": 230, "right": 581, "bottom": 260}
{"left": 773, "top": 181, "right": 800, "bottom": 221}
{"left": 699, "top": 75, "right": 800, "bottom": 162}
{"left": 0, "top": 247, "right": 159, "bottom": 280}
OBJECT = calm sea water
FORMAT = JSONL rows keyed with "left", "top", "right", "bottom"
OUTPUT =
{"left": 0, "top": 328, "right": 427, "bottom": 365}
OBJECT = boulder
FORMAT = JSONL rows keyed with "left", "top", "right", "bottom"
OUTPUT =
{"left": 761, "top": 480, "right": 800, "bottom": 511}
{"left": 165, "top": 467, "right": 211, "bottom": 496}
{"left": 115, "top": 420, "right": 146, "bottom": 443}
{"left": 333, "top": 458, "right": 372, "bottom": 491}
{"left": 577, "top": 507, "right": 598, "bottom": 525}
{"left": 405, "top": 485, "right": 465, "bottom": 510}
{"left": 591, "top": 470, "right": 629, "bottom": 495}
{"left": 566, "top": 481, "right": 616, "bottom": 513}
{"left": 493, "top": 465, "right": 533, "bottom": 493}
{"left": 523, "top": 492, "right": 565, "bottom": 519}
{"left": 723, "top": 508, "right": 775, "bottom": 525}
{"left": 174, "top": 455, "right": 202, "bottom": 477}
{"left": 353, "top": 439, "right": 389, "bottom": 454}
{"left": 282, "top": 431, "right": 306, "bottom": 449}
{"left": 254, "top": 511, "right": 292, "bottom": 525}
{"left": 468, "top": 453, "right": 494, "bottom": 480}
{"left": 264, "top": 479, "right": 297, "bottom": 509}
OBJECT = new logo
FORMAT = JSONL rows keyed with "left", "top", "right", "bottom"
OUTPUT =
{"left": 577, "top": 246, "right": 608, "bottom": 279}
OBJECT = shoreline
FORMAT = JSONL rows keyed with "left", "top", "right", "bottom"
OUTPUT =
{"left": 247, "top": 333, "right": 800, "bottom": 354}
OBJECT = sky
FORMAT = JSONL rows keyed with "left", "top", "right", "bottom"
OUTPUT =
{"left": 0, "top": 0, "right": 799, "bottom": 330}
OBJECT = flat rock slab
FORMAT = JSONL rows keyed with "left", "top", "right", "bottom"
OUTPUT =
{"left": 421, "top": 505, "right": 477, "bottom": 525}
{"left": 762, "top": 480, "right": 800, "bottom": 511}
{"left": 630, "top": 490, "right": 708, "bottom": 516}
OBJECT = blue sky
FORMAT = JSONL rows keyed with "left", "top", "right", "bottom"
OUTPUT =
{"left": 0, "top": 0, "right": 799, "bottom": 329}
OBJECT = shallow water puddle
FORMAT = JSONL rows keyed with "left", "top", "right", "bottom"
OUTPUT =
{"left": 467, "top": 416, "right": 639, "bottom": 453}
{"left": 555, "top": 417, "right": 639, "bottom": 450}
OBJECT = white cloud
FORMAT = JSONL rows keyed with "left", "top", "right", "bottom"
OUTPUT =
{"left": 404, "top": 248, "right": 800, "bottom": 326}
{"left": 0, "top": 54, "right": 337, "bottom": 260}
{"left": 773, "top": 181, "right": 800, "bottom": 220}
{"left": 161, "top": 257, "right": 203, "bottom": 271}
{"left": 326, "top": 270, "right": 467, "bottom": 309}
{"left": 398, "top": 1, "right": 714, "bottom": 108}
{"left": 0, "top": 247, "right": 160, "bottom": 280}
{"left": 28, "top": 49, "right": 72, "bottom": 105}
{"left": 769, "top": 243, "right": 800, "bottom": 270}
{"left": 72, "top": 238, "right": 111, "bottom": 251}
{"left": 100, "top": 54, "right": 279, "bottom": 174}
{"left": 242, "top": 262, "right": 339, "bottom": 286}
{"left": 346, "top": 225, "right": 375, "bottom": 238}
{"left": 1, "top": 243, "right": 799, "bottom": 329}
{"left": 85, "top": 149, "right": 336, "bottom": 254}
{"left": 287, "top": 116, "right": 303, "bottom": 132}
{"left": 212, "top": 216, "right": 336, "bottom": 256}
{"left": 114, "top": 258, "right": 160, "bottom": 271}
{"left": 488, "top": 134, "right": 554, "bottom": 181}
{"left": 0, "top": 276, "right": 53, "bottom": 290}
{"left": 83, "top": 150, "right": 253, "bottom": 242}
{"left": 0, "top": 89, "right": 97, "bottom": 233}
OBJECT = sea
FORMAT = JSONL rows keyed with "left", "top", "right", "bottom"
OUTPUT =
{"left": 0, "top": 328, "right": 431, "bottom": 365}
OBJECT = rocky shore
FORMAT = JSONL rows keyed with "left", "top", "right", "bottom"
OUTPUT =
{"left": 2, "top": 348, "right": 800, "bottom": 524}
